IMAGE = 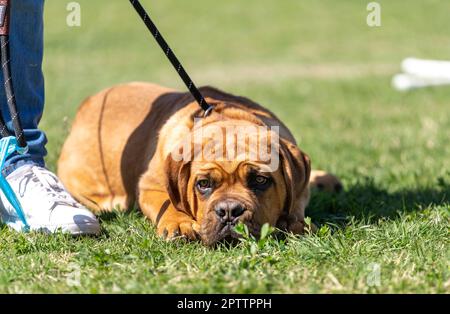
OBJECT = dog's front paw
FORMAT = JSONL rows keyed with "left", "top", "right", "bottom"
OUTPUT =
{"left": 309, "top": 170, "right": 343, "bottom": 193}
{"left": 158, "top": 219, "right": 201, "bottom": 241}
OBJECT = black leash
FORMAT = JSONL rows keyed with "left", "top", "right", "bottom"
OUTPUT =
{"left": 0, "top": 0, "right": 26, "bottom": 148}
{"left": 129, "top": 0, "right": 214, "bottom": 117}
{"left": 0, "top": 0, "right": 214, "bottom": 144}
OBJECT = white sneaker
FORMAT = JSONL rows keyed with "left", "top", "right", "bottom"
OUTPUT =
{"left": 0, "top": 164, "right": 100, "bottom": 235}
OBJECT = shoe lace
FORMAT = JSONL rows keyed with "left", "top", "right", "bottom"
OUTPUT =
{"left": 17, "top": 167, "right": 81, "bottom": 211}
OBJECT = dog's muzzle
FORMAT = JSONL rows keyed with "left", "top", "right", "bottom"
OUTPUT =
{"left": 213, "top": 199, "right": 246, "bottom": 239}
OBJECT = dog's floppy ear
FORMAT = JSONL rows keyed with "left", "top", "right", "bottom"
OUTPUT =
{"left": 278, "top": 138, "right": 311, "bottom": 232}
{"left": 164, "top": 151, "right": 192, "bottom": 216}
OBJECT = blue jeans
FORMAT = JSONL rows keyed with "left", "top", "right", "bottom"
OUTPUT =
{"left": 1, "top": 0, "right": 46, "bottom": 176}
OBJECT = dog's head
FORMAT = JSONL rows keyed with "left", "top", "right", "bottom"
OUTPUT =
{"left": 164, "top": 119, "right": 311, "bottom": 245}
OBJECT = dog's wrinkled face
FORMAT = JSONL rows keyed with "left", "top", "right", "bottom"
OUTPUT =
{"left": 165, "top": 121, "right": 311, "bottom": 245}
{"left": 188, "top": 160, "right": 287, "bottom": 245}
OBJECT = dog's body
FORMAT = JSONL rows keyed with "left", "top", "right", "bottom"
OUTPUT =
{"left": 58, "top": 82, "right": 340, "bottom": 244}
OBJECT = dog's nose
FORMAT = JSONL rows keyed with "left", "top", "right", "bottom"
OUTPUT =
{"left": 214, "top": 200, "right": 245, "bottom": 222}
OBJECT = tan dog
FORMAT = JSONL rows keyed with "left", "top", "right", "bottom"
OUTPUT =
{"left": 58, "top": 82, "right": 341, "bottom": 245}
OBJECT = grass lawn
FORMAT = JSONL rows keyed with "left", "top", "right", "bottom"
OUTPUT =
{"left": 0, "top": 0, "right": 449, "bottom": 293}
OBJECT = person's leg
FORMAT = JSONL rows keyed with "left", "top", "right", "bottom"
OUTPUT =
{"left": 0, "top": 0, "right": 47, "bottom": 176}
{"left": 0, "top": 0, "right": 99, "bottom": 235}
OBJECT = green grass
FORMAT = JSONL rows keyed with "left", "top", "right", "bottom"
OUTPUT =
{"left": 0, "top": 0, "right": 449, "bottom": 293}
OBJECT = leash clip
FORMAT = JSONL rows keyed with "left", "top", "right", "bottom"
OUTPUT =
{"left": 0, "top": 136, "right": 29, "bottom": 230}
{"left": 203, "top": 105, "right": 214, "bottom": 118}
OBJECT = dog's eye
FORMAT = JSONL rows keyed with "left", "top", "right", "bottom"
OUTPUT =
{"left": 196, "top": 179, "right": 212, "bottom": 193}
{"left": 255, "top": 175, "right": 268, "bottom": 185}
{"left": 249, "top": 174, "right": 271, "bottom": 190}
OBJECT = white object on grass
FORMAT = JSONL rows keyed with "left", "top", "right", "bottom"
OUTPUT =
{"left": 392, "top": 73, "right": 450, "bottom": 91}
{"left": 402, "top": 57, "right": 450, "bottom": 80}
{"left": 392, "top": 57, "right": 450, "bottom": 91}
